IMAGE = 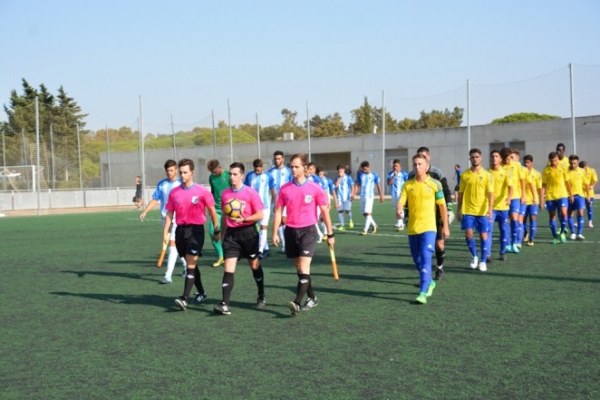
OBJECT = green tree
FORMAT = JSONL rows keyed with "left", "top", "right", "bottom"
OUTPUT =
{"left": 349, "top": 97, "right": 375, "bottom": 134}
{"left": 491, "top": 112, "right": 560, "bottom": 124}
{"left": 309, "top": 113, "right": 347, "bottom": 137}
{"left": 414, "top": 107, "right": 463, "bottom": 129}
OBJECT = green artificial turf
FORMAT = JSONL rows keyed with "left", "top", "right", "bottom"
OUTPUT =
{"left": 0, "top": 203, "right": 598, "bottom": 399}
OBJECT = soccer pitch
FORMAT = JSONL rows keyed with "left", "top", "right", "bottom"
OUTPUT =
{"left": 1, "top": 202, "right": 599, "bottom": 399}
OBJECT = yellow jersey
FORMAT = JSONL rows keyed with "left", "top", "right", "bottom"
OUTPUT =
{"left": 503, "top": 160, "right": 525, "bottom": 199}
{"left": 567, "top": 167, "right": 589, "bottom": 197}
{"left": 584, "top": 167, "right": 598, "bottom": 197}
{"left": 524, "top": 168, "right": 542, "bottom": 205}
{"left": 489, "top": 166, "right": 512, "bottom": 211}
{"left": 547, "top": 156, "right": 569, "bottom": 171}
{"left": 459, "top": 167, "right": 493, "bottom": 216}
{"left": 399, "top": 176, "right": 445, "bottom": 235}
{"left": 542, "top": 166, "right": 569, "bottom": 201}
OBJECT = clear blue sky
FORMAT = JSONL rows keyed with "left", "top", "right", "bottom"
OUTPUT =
{"left": 1, "top": 0, "right": 599, "bottom": 134}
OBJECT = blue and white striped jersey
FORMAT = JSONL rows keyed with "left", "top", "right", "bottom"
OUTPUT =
{"left": 356, "top": 172, "right": 380, "bottom": 199}
{"left": 268, "top": 166, "right": 292, "bottom": 194}
{"left": 244, "top": 171, "right": 275, "bottom": 208}
{"left": 387, "top": 170, "right": 409, "bottom": 198}
{"left": 151, "top": 177, "right": 182, "bottom": 219}
{"left": 335, "top": 174, "right": 354, "bottom": 202}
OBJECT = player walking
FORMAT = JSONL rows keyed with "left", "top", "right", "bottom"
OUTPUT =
{"left": 487, "top": 150, "right": 513, "bottom": 262}
{"left": 163, "top": 159, "right": 219, "bottom": 311}
{"left": 387, "top": 159, "right": 408, "bottom": 231}
{"left": 272, "top": 153, "right": 334, "bottom": 316}
{"left": 579, "top": 161, "right": 597, "bottom": 228}
{"left": 244, "top": 159, "right": 276, "bottom": 258}
{"left": 523, "top": 155, "right": 542, "bottom": 246}
{"left": 397, "top": 153, "right": 449, "bottom": 304}
{"left": 213, "top": 162, "right": 267, "bottom": 315}
{"left": 207, "top": 159, "right": 231, "bottom": 268}
{"left": 139, "top": 159, "right": 186, "bottom": 284}
{"left": 352, "top": 161, "right": 384, "bottom": 235}
{"left": 456, "top": 149, "right": 494, "bottom": 272}
{"left": 566, "top": 155, "right": 590, "bottom": 240}
{"left": 541, "top": 152, "right": 573, "bottom": 244}
{"left": 334, "top": 164, "right": 354, "bottom": 230}
{"left": 268, "top": 151, "right": 292, "bottom": 252}
{"left": 407, "top": 147, "right": 453, "bottom": 280}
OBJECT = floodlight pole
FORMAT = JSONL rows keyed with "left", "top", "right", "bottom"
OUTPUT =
{"left": 228, "top": 100, "right": 233, "bottom": 164}
{"left": 171, "top": 114, "right": 178, "bottom": 161}
{"left": 256, "top": 113, "right": 261, "bottom": 159}
{"left": 212, "top": 110, "right": 216, "bottom": 159}
{"left": 307, "top": 101, "right": 311, "bottom": 162}
{"left": 35, "top": 97, "right": 40, "bottom": 215}
{"left": 106, "top": 126, "right": 112, "bottom": 187}
{"left": 49, "top": 124, "right": 56, "bottom": 189}
{"left": 569, "top": 63, "right": 577, "bottom": 154}
{"left": 382, "top": 90, "right": 386, "bottom": 195}
{"left": 467, "top": 79, "right": 471, "bottom": 152}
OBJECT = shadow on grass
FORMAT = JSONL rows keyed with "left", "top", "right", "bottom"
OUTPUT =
{"left": 50, "top": 291, "right": 187, "bottom": 312}
{"left": 60, "top": 270, "right": 157, "bottom": 282}
{"left": 265, "top": 283, "right": 415, "bottom": 304}
{"left": 446, "top": 267, "right": 600, "bottom": 283}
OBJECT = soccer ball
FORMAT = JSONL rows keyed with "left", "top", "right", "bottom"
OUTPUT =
{"left": 223, "top": 198, "right": 245, "bottom": 219}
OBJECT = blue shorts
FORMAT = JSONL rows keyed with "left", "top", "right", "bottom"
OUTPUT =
{"left": 569, "top": 195, "right": 586, "bottom": 212}
{"left": 509, "top": 199, "right": 521, "bottom": 214}
{"left": 525, "top": 204, "right": 539, "bottom": 217}
{"left": 461, "top": 214, "right": 489, "bottom": 233}
{"left": 408, "top": 231, "right": 436, "bottom": 265}
{"left": 546, "top": 198, "right": 568, "bottom": 212}
{"left": 518, "top": 203, "right": 527, "bottom": 216}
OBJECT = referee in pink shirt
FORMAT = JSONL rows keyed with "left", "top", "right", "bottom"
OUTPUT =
{"left": 163, "top": 159, "right": 219, "bottom": 311}
{"left": 272, "top": 153, "right": 335, "bottom": 316}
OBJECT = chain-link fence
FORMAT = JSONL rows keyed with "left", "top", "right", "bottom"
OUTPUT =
{"left": 1, "top": 64, "right": 599, "bottom": 213}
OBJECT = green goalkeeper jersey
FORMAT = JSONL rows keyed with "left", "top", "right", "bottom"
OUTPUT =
{"left": 209, "top": 171, "right": 231, "bottom": 210}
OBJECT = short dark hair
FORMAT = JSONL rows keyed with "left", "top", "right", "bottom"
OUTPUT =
{"left": 412, "top": 153, "right": 428, "bottom": 162}
{"left": 416, "top": 146, "right": 430, "bottom": 155}
{"left": 229, "top": 162, "right": 245, "bottom": 174}
{"left": 206, "top": 159, "right": 220, "bottom": 172}
{"left": 579, "top": 160, "right": 587, "bottom": 168}
{"left": 392, "top": 159, "right": 401, "bottom": 165}
{"left": 316, "top": 166, "right": 324, "bottom": 174}
{"left": 273, "top": 150, "right": 284, "bottom": 158}
{"left": 469, "top": 148, "right": 482, "bottom": 156}
{"left": 307, "top": 162, "right": 317, "bottom": 169}
{"left": 568, "top": 154, "right": 579, "bottom": 162}
{"left": 556, "top": 143, "right": 565, "bottom": 151}
{"left": 548, "top": 151, "right": 558, "bottom": 160}
{"left": 164, "top": 159, "right": 177, "bottom": 170}
{"left": 252, "top": 159, "right": 263, "bottom": 168}
{"left": 523, "top": 154, "right": 533, "bottom": 162}
{"left": 178, "top": 158, "right": 195, "bottom": 171}
{"left": 500, "top": 147, "right": 512, "bottom": 160}
{"left": 490, "top": 150, "right": 500, "bottom": 157}
{"left": 360, "top": 161, "right": 370, "bottom": 168}
{"left": 336, "top": 164, "right": 345, "bottom": 171}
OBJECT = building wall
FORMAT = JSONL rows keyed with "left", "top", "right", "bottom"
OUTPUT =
{"left": 101, "top": 116, "right": 600, "bottom": 192}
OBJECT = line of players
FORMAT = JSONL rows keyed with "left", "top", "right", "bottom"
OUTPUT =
{"left": 140, "top": 144, "right": 597, "bottom": 311}
{"left": 456, "top": 143, "right": 597, "bottom": 273}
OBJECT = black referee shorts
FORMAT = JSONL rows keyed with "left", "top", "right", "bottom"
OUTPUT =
{"left": 223, "top": 224, "right": 260, "bottom": 260}
{"left": 175, "top": 224, "right": 205, "bottom": 258}
{"left": 284, "top": 225, "right": 318, "bottom": 259}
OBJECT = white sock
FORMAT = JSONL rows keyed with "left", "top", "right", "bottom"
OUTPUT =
{"left": 397, "top": 219, "right": 404, "bottom": 228}
{"left": 259, "top": 229, "right": 267, "bottom": 253}
{"left": 165, "top": 246, "right": 178, "bottom": 280}
{"left": 315, "top": 223, "right": 323, "bottom": 237}
{"left": 364, "top": 216, "right": 372, "bottom": 232}
{"left": 338, "top": 213, "right": 345, "bottom": 226}
{"left": 278, "top": 226, "right": 286, "bottom": 248}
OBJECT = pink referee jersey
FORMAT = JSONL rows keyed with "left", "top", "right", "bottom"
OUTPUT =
{"left": 277, "top": 180, "right": 327, "bottom": 228}
{"left": 165, "top": 183, "right": 215, "bottom": 225}
{"left": 221, "top": 185, "right": 264, "bottom": 229}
